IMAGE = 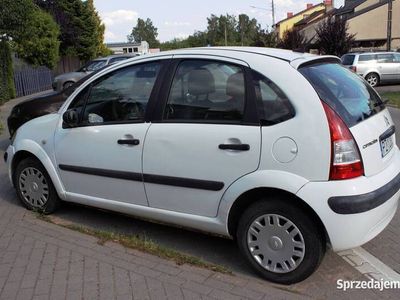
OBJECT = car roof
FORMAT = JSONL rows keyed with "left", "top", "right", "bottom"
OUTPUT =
{"left": 92, "top": 54, "right": 137, "bottom": 61}
{"left": 157, "top": 46, "right": 317, "bottom": 62}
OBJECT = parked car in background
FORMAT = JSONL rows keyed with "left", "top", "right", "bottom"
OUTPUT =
{"left": 341, "top": 52, "right": 400, "bottom": 87}
{"left": 52, "top": 54, "right": 137, "bottom": 91}
{"left": 7, "top": 67, "right": 110, "bottom": 137}
{"left": 5, "top": 47, "right": 400, "bottom": 284}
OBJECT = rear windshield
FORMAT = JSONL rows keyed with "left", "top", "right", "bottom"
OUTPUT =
{"left": 341, "top": 54, "right": 355, "bottom": 65}
{"left": 299, "top": 63, "right": 385, "bottom": 127}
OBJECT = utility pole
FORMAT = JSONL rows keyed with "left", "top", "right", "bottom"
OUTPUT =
{"left": 271, "top": 0, "right": 275, "bottom": 26}
{"left": 224, "top": 22, "right": 228, "bottom": 46}
{"left": 387, "top": 0, "right": 393, "bottom": 51}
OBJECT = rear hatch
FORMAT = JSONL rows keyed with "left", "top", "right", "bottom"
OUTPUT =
{"left": 299, "top": 62, "right": 396, "bottom": 177}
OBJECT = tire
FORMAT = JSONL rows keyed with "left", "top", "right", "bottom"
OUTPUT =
{"left": 365, "top": 73, "right": 380, "bottom": 87}
{"left": 63, "top": 81, "right": 74, "bottom": 90}
{"left": 236, "top": 198, "right": 325, "bottom": 284}
{"left": 15, "top": 158, "right": 60, "bottom": 214}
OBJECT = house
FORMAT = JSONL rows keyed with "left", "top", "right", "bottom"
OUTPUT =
{"left": 295, "top": 0, "right": 399, "bottom": 51}
{"left": 274, "top": 1, "right": 334, "bottom": 39}
{"left": 344, "top": 0, "right": 399, "bottom": 51}
{"left": 106, "top": 41, "right": 149, "bottom": 55}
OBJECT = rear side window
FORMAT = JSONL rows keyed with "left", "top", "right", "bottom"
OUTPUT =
{"left": 358, "top": 54, "right": 376, "bottom": 64}
{"left": 377, "top": 54, "right": 395, "bottom": 63}
{"left": 164, "top": 60, "right": 245, "bottom": 122}
{"left": 341, "top": 54, "right": 355, "bottom": 65}
{"left": 299, "top": 63, "right": 384, "bottom": 127}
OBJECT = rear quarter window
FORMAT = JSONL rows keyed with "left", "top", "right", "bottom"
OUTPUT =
{"left": 341, "top": 55, "right": 355, "bottom": 65}
{"left": 299, "top": 63, "right": 384, "bottom": 127}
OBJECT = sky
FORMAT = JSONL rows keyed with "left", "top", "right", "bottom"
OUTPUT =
{"left": 94, "top": 0, "right": 345, "bottom": 43}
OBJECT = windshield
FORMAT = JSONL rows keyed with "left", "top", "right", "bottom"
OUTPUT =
{"left": 78, "top": 60, "right": 107, "bottom": 72}
{"left": 299, "top": 63, "right": 384, "bottom": 127}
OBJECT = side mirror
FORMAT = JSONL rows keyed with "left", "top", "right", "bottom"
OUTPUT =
{"left": 62, "top": 109, "right": 80, "bottom": 128}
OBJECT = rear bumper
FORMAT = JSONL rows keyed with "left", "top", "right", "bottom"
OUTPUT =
{"left": 328, "top": 171, "right": 400, "bottom": 214}
{"left": 297, "top": 148, "right": 400, "bottom": 251}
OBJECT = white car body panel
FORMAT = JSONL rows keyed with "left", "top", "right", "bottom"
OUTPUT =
{"left": 143, "top": 124, "right": 261, "bottom": 217}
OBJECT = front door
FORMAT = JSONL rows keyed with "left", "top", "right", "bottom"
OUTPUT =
{"left": 55, "top": 60, "right": 164, "bottom": 206}
{"left": 143, "top": 58, "right": 261, "bottom": 217}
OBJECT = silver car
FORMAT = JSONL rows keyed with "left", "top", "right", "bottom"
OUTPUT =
{"left": 341, "top": 52, "right": 400, "bottom": 87}
{"left": 52, "top": 54, "right": 138, "bottom": 91}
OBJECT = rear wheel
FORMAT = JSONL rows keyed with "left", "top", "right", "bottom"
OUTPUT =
{"left": 15, "top": 158, "right": 60, "bottom": 214}
{"left": 365, "top": 73, "right": 380, "bottom": 87}
{"left": 236, "top": 198, "right": 325, "bottom": 284}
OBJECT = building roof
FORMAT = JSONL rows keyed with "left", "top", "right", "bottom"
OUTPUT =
{"left": 275, "top": 2, "right": 325, "bottom": 26}
{"left": 106, "top": 42, "right": 142, "bottom": 47}
{"left": 347, "top": 0, "right": 393, "bottom": 20}
{"left": 335, "top": 0, "right": 366, "bottom": 15}
{"left": 295, "top": 9, "right": 326, "bottom": 26}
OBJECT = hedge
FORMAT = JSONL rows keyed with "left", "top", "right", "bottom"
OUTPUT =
{"left": 0, "top": 40, "right": 16, "bottom": 104}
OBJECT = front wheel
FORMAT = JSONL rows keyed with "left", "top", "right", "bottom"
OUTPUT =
{"left": 237, "top": 199, "right": 325, "bottom": 284}
{"left": 15, "top": 158, "right": 60, "bottom": 214}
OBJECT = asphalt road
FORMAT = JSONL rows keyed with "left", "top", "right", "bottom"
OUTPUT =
{"left": 0, "top": 91, "right": 399, "bottom": 296}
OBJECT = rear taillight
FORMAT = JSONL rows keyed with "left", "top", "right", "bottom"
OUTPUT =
{"left": 349, "top": 66, "right": 357, "bottom": 73}
{"left": 322, "top": 102, "right": 364, "bottom": 180}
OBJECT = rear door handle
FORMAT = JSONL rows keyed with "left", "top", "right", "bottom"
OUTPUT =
{"left": 118, "top": 139, "right": 140, "bottom": 146}
{"left": 219, "top": 144, "right": 250, "bottom": 151}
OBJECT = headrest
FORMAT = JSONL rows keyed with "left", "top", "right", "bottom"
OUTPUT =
{"left": 188, "top": 68, "right": 215, "bottom": 96}
{"left": 226, "top": 72, "right": 245, "bottom": 100}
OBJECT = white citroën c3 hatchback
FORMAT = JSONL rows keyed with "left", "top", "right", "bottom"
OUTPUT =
{"left": 5, "top": 47, "right": 400, "bottom": 284}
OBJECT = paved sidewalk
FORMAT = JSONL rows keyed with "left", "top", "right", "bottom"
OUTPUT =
{"left": 0, "top": 93, "right": 397, "bottom": 299}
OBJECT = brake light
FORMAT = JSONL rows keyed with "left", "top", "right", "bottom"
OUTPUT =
{"left": 349, "top": 66, "right": 357, "bottom": 73}
{"left": 322, "top": 102, "right": 364, "bottom": 180}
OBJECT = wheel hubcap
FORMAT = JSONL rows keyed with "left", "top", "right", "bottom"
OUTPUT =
{"left": 247, "top": 214, "right": 305, "bottom": 274}
{"left": 19, "top": 167, "right": 49, "bottom": 208}
{"left": 367, "top": 76, "right": 378, "bottom": 86}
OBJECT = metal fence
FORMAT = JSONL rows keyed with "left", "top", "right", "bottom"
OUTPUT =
{"left": 13, "top": 67, "right": 53, "bottom": 97}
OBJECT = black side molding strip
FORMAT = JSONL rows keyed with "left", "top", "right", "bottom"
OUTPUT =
{"left": 59, "top": 165, "right": 143, "bottom": 181}
{"left": 328, "top": 171, "right": 400, "bottom": 214}
{"left": 58, "top": 165, "right": 224, "bottom": 191}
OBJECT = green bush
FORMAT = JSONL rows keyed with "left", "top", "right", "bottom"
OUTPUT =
{"left": 0, "top": 40, "right": 16, "bottom": 104}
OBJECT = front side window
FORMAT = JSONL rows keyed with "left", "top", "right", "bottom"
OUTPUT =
{"left": 394, "top": 53, "right": 400, "bottom": 62}
{"left": 164, "top": 60, "right": 246, "bottom": 122}
{"left": 252, "top": 71, "right": 294, "bottom": 125}
{"left": 70, "top": 61, "right": 161, "bottom": 125}
{"left": 358, "top": 54, "right": 376, "bottom": 64}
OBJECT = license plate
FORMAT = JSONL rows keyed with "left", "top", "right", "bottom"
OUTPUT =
{"left": 380, "top": 134, "right": 394, "bottom": 157}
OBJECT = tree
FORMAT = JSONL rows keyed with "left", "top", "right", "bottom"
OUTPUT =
{"left": 36, "top": 0, "right": 109, "bottom": 60}
{"left": 315, "top": 15, "right": 355, "bottom": 56}
{"left": 12, "top": 9, "right": 60, "bottom": 68}
{"left": 207, "top": 14, "right": 238, "bottom": 46}
{"left": 278, "top": 28, "right": 309, "bottom": 51}
{"left": 237, "top": 14, "right": 259, "bottom": 46}
{"left": 252, "top": 28, "right": 277, "bottom": 48}
{"left": 128, "top": 18, "right": 160, "bottom": 48}
{"left": 0, "top": 40, "right": 16, "bottom": 103}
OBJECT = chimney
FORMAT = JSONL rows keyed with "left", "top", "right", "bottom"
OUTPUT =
{"left": 307, "top": 3, "right": 313, "bottom": 9}
{"left": 287, "top": 12, "right": 294, "bottom": 18}
{"left": 324, "top": 0, "right": 333, "bottom": 7}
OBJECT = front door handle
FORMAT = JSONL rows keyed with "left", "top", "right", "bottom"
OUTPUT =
{"left": 118, "top": 139, "right": 140, "bottom": 146}
{"left": 219, "top": 144, "right": 250, "bottom": 151}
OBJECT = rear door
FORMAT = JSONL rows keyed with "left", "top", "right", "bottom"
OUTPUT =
{"left": 299, "top": 62, "right": 395, "bottom": 177}
{"left": 143, "top": 57, "right": 261, "bottom": 217}
{"left": 377, "top": 54, "right": 398, "bottom": 81}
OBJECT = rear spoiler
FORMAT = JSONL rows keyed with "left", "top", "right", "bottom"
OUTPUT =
{"left": 290, "top": 55, "right": 341, "bottom": 69}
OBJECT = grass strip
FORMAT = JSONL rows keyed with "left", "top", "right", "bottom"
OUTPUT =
{"left": 380, "top": 91, "right": 400, "bottom": 108}
{"left": 36, "top": 213, "right": 232, "bottom": 274}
